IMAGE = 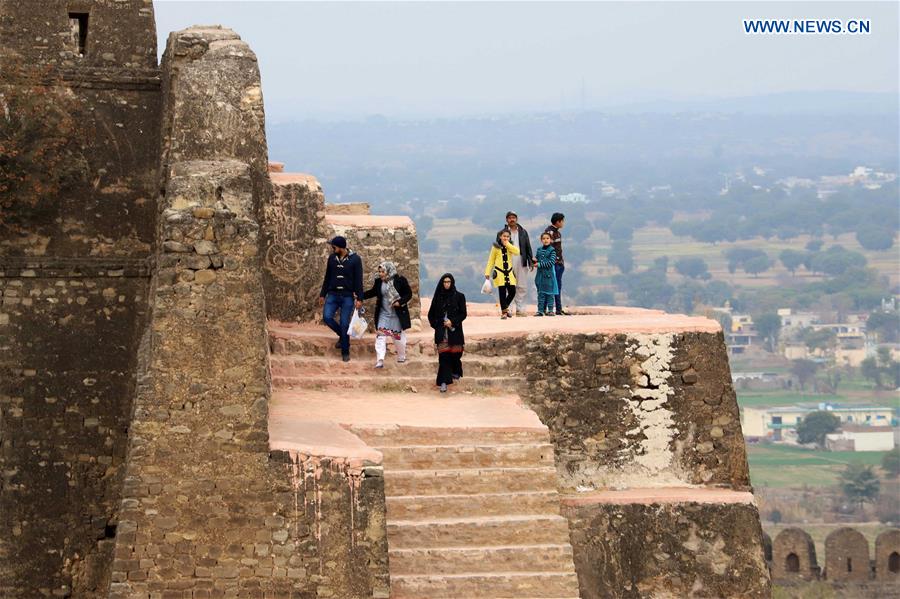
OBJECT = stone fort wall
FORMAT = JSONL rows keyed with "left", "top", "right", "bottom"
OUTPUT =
{"left": 766, "top": 527, "right": 900, "bottom": 596}
{"left": 0, "top": 1, "right": 160, "bottom": 594}
{"left": 104, "top": 26, "right": 387, "bottom": 597}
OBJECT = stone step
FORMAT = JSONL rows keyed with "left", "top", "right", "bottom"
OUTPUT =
{"left": 387, "top": 515, "right": 572, "bottom": 549}
{"left": 269, "top": 332, "right": 518, "bottom": 358}
{"left": 269, "top": 354, "right": 524, "bottom": 377}
{"left": 272, "top": 374, "right": 520, "bottom": 392}
{"left": 389, "top": 544, "right": 575, "bottom": 575}
{"left": 387, "top": 491, "right": 561, "bottom": 520}
{"left": 389, "top": 571, "right": 581, "bottom": 598}
{"left": 377, "top": 443, "right": 554, "bottom": 470}
{"left": 349, "top": 425, "right": 549, "bottom": 448}
{"left": 384, "top": 467, "right": 558, "bottom": 496}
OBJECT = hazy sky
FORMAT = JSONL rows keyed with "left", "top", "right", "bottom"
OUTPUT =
{"left": 154, "top": 1, "right": 899, "bottom": 121}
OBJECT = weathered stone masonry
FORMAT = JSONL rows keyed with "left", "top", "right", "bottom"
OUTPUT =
{"left": 522, "top": 329, "right": 770, "bottom": 598}
{"left": 1, "top": 1, "right": 159, "bottom": 595}
{"left": 105, "top": 25, "right": 387, "bottom": 597}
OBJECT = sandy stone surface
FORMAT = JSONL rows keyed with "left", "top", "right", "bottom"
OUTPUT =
{"left": 270, "top": 390, "right": 546, "bottom": 430}
{"left": 560, "top": 487, "right": 756, "bottom": 506}
{"left": 268, "top": 419, "right": 383, "bottom": 463}
{"left": 271, "top": 309, "right": 721, "bottom": 340}
{"left": 270, "top": 172, "right": 320, "bottom": 187}
{"left": 325, "top": 214, "right": 415, "bottom": 228}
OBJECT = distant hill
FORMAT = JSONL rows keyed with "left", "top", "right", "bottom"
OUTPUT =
{"left": 266, "top": 102, "right": 898, "bottom": 206}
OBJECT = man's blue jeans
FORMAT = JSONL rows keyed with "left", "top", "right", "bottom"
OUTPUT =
{"left": 554, "top": 263, "right": 565, "bottom": 313}
{"left": 323, "top": 293, "right": 355, "bottom": 355}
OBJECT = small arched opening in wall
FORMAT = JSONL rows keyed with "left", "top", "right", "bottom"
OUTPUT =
{"left": 846, "top": 557, "right": 852, "bottom": 572}
{"left": 786, "top": 553, "right": 800, "bottom": 573}
{"left": 890, "top": 552, "right": 900, "bottom": 573}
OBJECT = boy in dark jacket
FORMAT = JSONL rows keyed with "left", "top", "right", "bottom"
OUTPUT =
{"left": 318, "top": 236, "right": 364, "bottom": 361}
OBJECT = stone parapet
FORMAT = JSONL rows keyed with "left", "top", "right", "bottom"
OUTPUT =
{"left": 518, "top": 321, "right": 768, "bottom": 596}
{"left": 326, "top": 202, "right": 371, "bottom": 215}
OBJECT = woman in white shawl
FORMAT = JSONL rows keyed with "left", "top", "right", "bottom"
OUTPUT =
{"left": 362, "top": 261, "right": 414, "bottom": 368}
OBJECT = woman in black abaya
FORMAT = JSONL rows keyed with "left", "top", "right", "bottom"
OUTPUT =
{"left": 427, "top": 273, "right": 468, "bottom": 393}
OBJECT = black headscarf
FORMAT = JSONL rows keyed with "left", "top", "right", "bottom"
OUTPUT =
{"left": 433, "top": 273, "right": 457, "bottom": 300}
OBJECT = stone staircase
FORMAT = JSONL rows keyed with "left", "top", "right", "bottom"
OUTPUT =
{"left": 268, "top": 324, "right": 580, "bottom": 598}
{"left": 351, "top": 425, "right": 579, "bottom": 599}
{"left": 268, "top": 325, "right": 526, "bottom": 394}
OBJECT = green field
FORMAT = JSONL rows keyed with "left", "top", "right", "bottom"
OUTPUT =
{"left": 736, "top": 390, "right": 892, "bottom": 409}
{"left": 748, "top": 444, "right": 888, "bottom": 488}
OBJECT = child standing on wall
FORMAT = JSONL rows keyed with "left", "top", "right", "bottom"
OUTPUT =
{"left": 534, "top": 232, "right": 559, "bottom": 316}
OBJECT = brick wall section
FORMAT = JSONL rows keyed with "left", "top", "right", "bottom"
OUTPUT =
{"left": 106, "top": 26, "right": 388, "bottom": 597}
{"left": 271, "top": 453, "right": 391, "bottom": 598}
{"left": 0, "top": 1, "right": 159, "bottom": 595}
{"left": 0, "top": 271, "right": 149, "bottom": 596}
{"left": 563, "top": 502, "right": 770, "bottom": 598}
{"left": 0, "top": 0, "right": 160, "bottom": 259}
{"left": 521, "top": 331, "right": 750, "bottom": 492}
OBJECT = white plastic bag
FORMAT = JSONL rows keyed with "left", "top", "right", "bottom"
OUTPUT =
{"left": 481, "top": 278, "right": 493, "bottom": 295}
{"left": 348, "top": 309, "right": 368, "bottom": 339}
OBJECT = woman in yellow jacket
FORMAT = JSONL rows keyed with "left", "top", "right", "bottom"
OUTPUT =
{"left": 484, "top": 229, "right": 521, "bottom": 319}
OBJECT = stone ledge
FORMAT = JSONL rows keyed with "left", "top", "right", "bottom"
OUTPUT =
{"left": 326, "top": 214, "right": 415, "bottom": 229}
{"left": 560, "top": 487, "right": 756, "bottom": 506}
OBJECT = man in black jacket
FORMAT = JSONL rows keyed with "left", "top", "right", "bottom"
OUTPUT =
{"left": 503, "top": 211, "right": 534, "bottom": 317}
{"left": 318, "top": 236, "right": 364, "bottom": 361}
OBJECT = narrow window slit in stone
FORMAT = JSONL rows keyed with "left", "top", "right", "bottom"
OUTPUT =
{"left": 68, "top": 12, "right": 89, "bottom": 56}
{"left": 846, "top": 557, "right": 852, "bottom": 572}
{"left": 786, "top": 553, "right": 800, "bottom": 573}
